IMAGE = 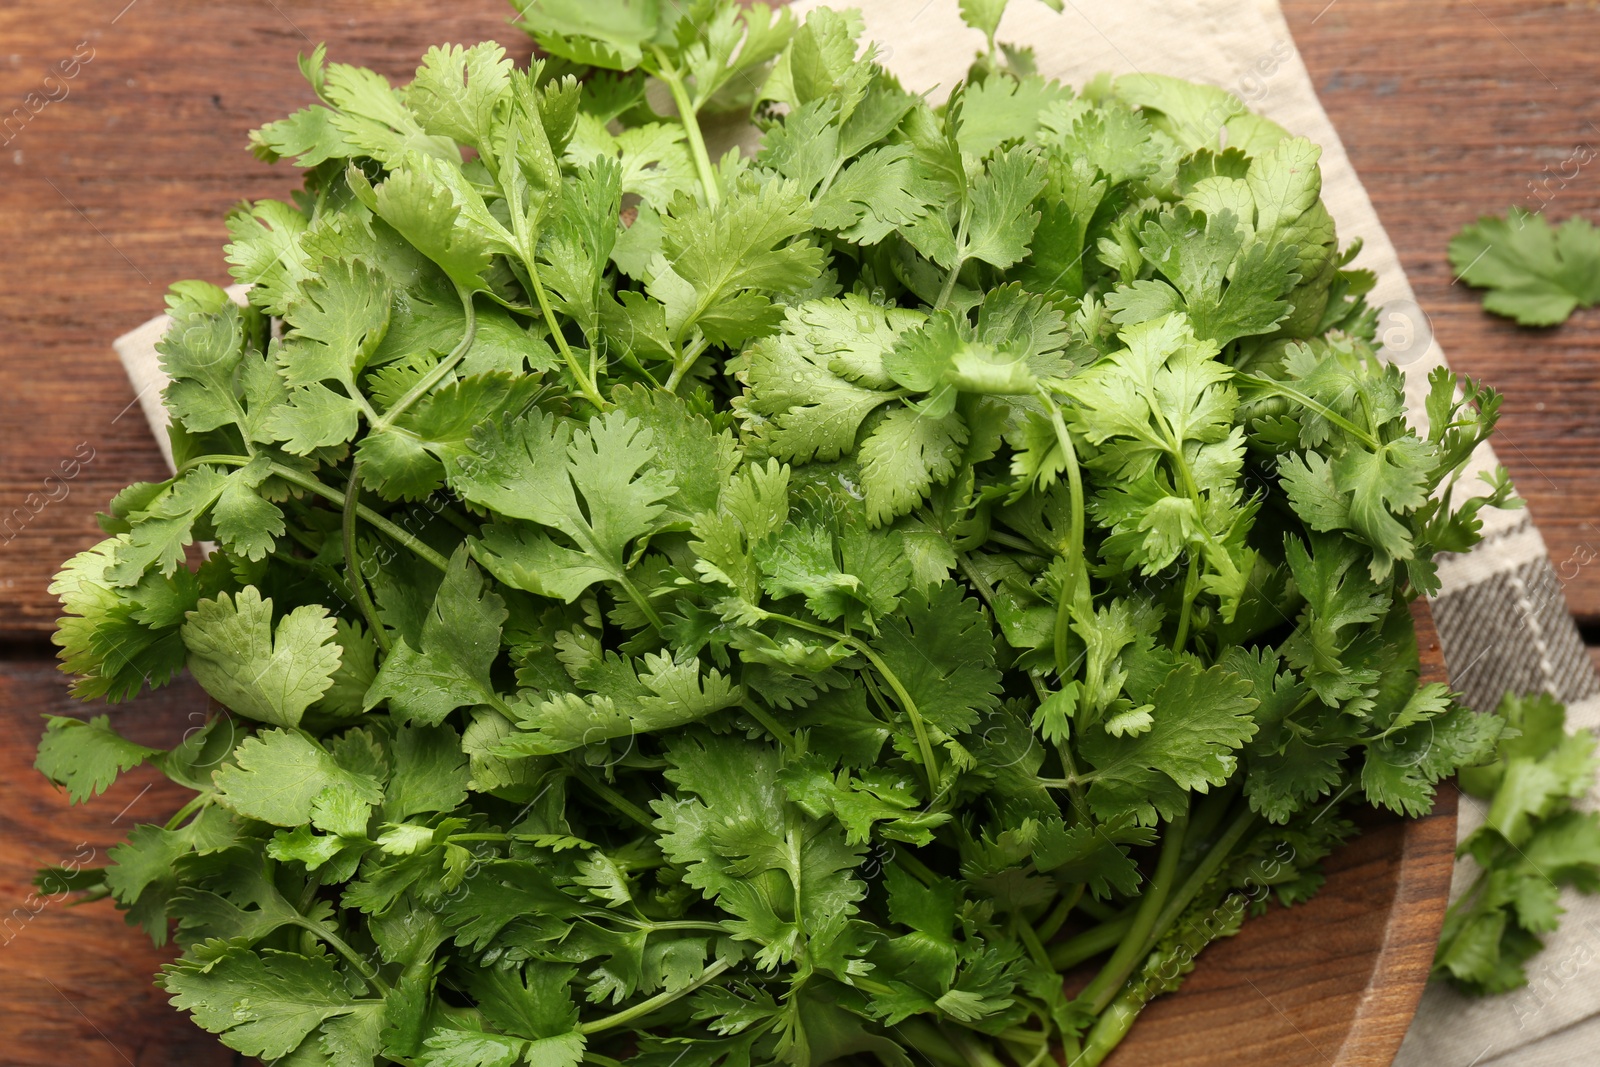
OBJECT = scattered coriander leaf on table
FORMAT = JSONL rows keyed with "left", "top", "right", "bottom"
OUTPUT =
{"left": 1450, "top": 207, "right": 1600, "bottom": 326}
{"left": 1436, "top": 692, "right": 1600, "bottom": 995}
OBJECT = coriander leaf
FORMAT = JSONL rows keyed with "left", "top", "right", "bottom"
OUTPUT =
{"left": 456, "top": 409, "right": 675, "bottom": 602}
{"left": 1080, "top": 663, "right": 1259, "bottom": 823}
{"left": 365, "top": 547, "right": 508, "bottom": 725}
{"left": 163, "top": 942, "right": 367, "bottom": 1058}
{"left": 872, "top": 583, "right": 1002, "bottom": 738}
{"left": 183, "top": 587, "right": 342, "bottom": 729}
{"left": 214, "top": 728, "right": 383, "bottom": 829}
{"left": 1450, "top": 208, "right": 1600, "bottom": 326}
{"left": 35, "top": 714, "right": 158, "bottom": 804}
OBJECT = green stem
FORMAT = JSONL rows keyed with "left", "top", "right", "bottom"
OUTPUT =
{"left": 1238, "top": 375, "right": 1380, "bottom": 449}
{"left": 1038, "top": 388, "right": 1087, "bottom": 680}
{"left": 739, "top": 698, "right": 796, "bottom": 747}
{"left": 956, "top": 552, "right": 999, "bottom": 615}
{"left": 1036, "top": 883, "right": 1084, "bottom": 942}
{"left": 180, "top": 455, "right": 450, "bottom": 572}
{"left": 1048, "top": 914, "right": 1135, "bottom": 970}
{"left": 569, "top": 765, "right": 656, "bottom": 830}
{"left": 446, "top": 833, "right": 512, "bottom": 845}
{"left": 986, "top": 529, "right": 1048, "bottom": 556}
{"left": 297, "top": 917, "right": 389, "bottom": 996}
{"left": 528, "top": 258, "right": 606, "bottom": 410}
{"left": 892, "top": 847, "right": 941, "bottom": 887}
{"left": 854, "top": 640, "right": 941, "bottom": 797}
{"left": 1145, "top": 805, "right": 1258, "bottom": 958}
{"left": 1014, "top": 914, "right": 1052, "bottom": 970}
{"left": 934, "top": 256, "right": 966, "bottom": 311}
{"left": 763, "top": 610, "right": 941, "bottom": 797}
{"left": 163, "top": 792, "right": 213, "bottom": 832}
{"left": 654, "top": 52, "right": 720, "bottom": 210}
{"left": 934, "top": 206, "right": 971, "bottom": 311}
{"left": 945, "top": 1026, "right": 1008, "bottom": 1067}
{"left": 663, "top": 335, "right": 711, "bottom": 394}
{"left": 342, "top": 464, "right": 391, "bottom": 655}
{"left": 580, "top": 959, "right": 730, "bottom": 1034}
{"left": 374, "top": 283, "right": 479, "bottom": 431}
{"left": 1071, "top": 987, "right": 1142, "bottom": 1067}
{"left": 892, "top": 1020, "right": 967, "bottom": 1067}
{"left": 1172, "top": 556, "right": 1201, "bottom": 655}
{"left": 613, "top": 570, "right": 667, "bottom": 634}
{"left": 1077, "top": 807, "right": 1189, "bottom": 1015}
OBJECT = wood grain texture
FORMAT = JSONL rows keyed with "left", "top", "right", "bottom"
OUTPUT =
{"left": 1104, "top": 601, "right": 1456, "bottom": 1067}
{"left": 0, "top": 661, "right": 230, "bottom": 1066}
{"left": 0, "top": 1, "right": 1541, "bottom": 1063}
{"left": 1280, "top": 0, "right": 1600, "bottom": 623}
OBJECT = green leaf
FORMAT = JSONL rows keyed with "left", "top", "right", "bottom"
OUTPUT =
{"left": 408, "top": 43, "right": 514, "bottom": 149}
{"left": 1450, "top": 208, "right": 1600, "bottom": 326}
{"left": 651, "top": 178, "right": 824, "bottom": 346}
{"left": 872, "top": 583, "right": 1002, "bottom": 738}
{"left": 163, "top": 942, "right": 367, "bottom": 1058}
{"left": 1081, "top": 663, "right": 1259, "bottom": 823}
{"left": 215, "top": 728, "right": 383, "bottom": 828}
{"left": 503, "top": 650, "right": 740, "bottom": 755}
{"left": 183, "top": 587, "right": 342, "bottom": 728}
{"left": 455, "top": 409, "right": 674, "bottom": 602}
{"left": 35, "top": 715, "right": 158, "bottom": 804}
{"left": 384, "top": 722, "right": 471, "bottom": 820}
{"left": 365, "top": 547, "right": 508, "bottom": 725}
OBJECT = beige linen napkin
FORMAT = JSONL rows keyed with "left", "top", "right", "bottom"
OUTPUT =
{"left": 113, "top": 3, "right": 1600, "bottom": 1061}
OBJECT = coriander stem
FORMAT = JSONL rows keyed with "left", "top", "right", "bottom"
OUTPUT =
{"left": 1036, "top": 883, "right": 1084, "bottom": 942}
{"left": 854, "top": 641, "right": 941, "bottom": 798}
{"left": 1014, "top": 914, "right": 1052, "bottom": 969}
{"left": 1048, "top": 913, "right": 1135, "bottom": 970}
{"left": 580, "top": 958, "right": 730, "bottom": 1034}
{"left": 1172, "top": 556, "right": 1201, "bottom": 655}
{"left": 528, "top": 257, "right": 607, "bottom": 410}
{"left": 163, "top": 792, "right": 213, "bottom": 832}
{"left": 893, "top": 1021, "right": 967, "bottom": 1067}
{"left": 945, "top": 1026, "right": 1008, "bottom": 1067}
{"left": 663, "top": 335, "right": 710, "bottom": 393}
{"left": 934, "top": 255, "right": 966, "bottom": 311}
{"left": 569, "top": 764, "right": 656, "bottom": 830}
{"left": 739, "top": 698, "right": 796, "bottom": 747}
{"left": 761, "top": 609, "right": 942, "bottom": 794}
{"left": 613, "top": 570, "right": 667, "bottom": 633}
{"left": 654, "top": 51, "right": 720, "bottom": 210}
{"left": 342, "top": 463, "right": 391, "bottom": 655}
{"left": 296, "top": 917, "right": 389, "bottom": 996}
{"left": 892, "top": 848, "right": 941, "bottom": 887}
{"left": 1038, "top": 389, "right": 1087, "bottom": 681}
{"left": 1077, "top": 807, "right": 1189, "bottom": 1015}
{"left": 178, "top": 455, "right": 450, "bottom": 572}
{"left": 1239, "top": 374, "right": 1380, "bottom": 449}
{"left": 1071, "top": 988, "right": 1142, "bottom": 1067}
{"left": 374, "top": 282, "right": 479, "bottom": 432}
{"left": 956, "top": 552, "right": 999, "bottom": 616}
{"left": 1144, "top": 805, "right": 1258, "bottom": 958}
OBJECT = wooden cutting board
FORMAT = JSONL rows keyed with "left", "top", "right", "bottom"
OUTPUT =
{"left": 0, "top": 0, "right": 1579, "bottom": 1063}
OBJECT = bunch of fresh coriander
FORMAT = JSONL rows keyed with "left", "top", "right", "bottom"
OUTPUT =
{"left": 37, "top": 2, "right": 1518, "bottom": 1064}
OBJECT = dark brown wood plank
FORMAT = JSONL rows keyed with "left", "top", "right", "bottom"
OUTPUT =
{"left": 1281, "top": 0, "right": 1600, "bottom": 623}
{"left": 0, "top": 660, "right": 230, "bottom": 1066}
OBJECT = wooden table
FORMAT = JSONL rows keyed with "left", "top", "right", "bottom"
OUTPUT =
{"left": 0, "top": 1, "right": 1594, "bottom": 1063}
